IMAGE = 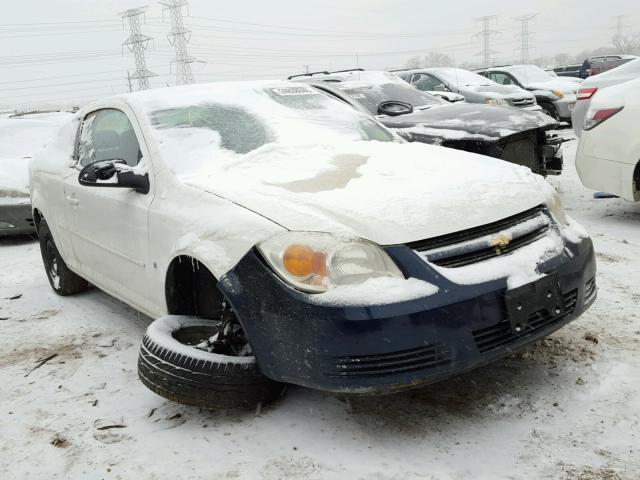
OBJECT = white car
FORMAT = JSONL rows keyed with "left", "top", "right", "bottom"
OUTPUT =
{"left": 0, "top": 112, "right": 73, "bottom": 236}
{"left": 572, "top": 58, "right": 640, "bottom": 137}
{"left": 30, "top": 80, "right": 596, "bottom": 409}
{"left": 576, "top": 77, "right": 640, "bottom": 201}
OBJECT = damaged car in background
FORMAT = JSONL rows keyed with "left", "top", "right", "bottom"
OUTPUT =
{"left": 291, "top": 69, "right": 565, "bottom": 176}
{"left": 30, "top": 80, "right": 596, "bottom": 409}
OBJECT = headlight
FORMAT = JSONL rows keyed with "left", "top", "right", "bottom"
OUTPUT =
{"left": 483, "top": 98, "right": 506, "bottom": 106}
{"left": 257, "top": 232, "right": 404, "bottom": 293}
{"left": 552, "top": 89, "right": 565, "bottom": 99}
{"left": 547, "top": 191, "right": 569, "bottom": 226}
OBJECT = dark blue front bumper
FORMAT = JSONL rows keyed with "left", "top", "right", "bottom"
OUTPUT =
{"left": 219, "top": 237, "right": 596, "bottom": 393}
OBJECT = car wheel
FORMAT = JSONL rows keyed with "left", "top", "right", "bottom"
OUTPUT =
{"left": 540, "top": 102, "right": 559, "bottom": 120}
{"left": 138, "top": 316, "right": 286, "bottom": 409}
{"left": 38, "top": 219, "right": 88, "bottom": 295}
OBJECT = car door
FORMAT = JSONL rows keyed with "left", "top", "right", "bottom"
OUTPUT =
{"left": 62, "top": 106, "right": 156, "bottom": 314}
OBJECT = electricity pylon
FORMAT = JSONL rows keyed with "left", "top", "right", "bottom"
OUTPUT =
{"left": 120, "top": 6, "right": 156, "bottom": 90}
{"left": 159, "top": 0, "right": 197, "bottom": 85}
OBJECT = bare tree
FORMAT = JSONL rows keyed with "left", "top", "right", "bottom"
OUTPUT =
{"left": 612, "top": 33, "right": 640, "bottom": 54}
{"left": 423, "top": 52, "right": 453, "bottom": 67}
{"left": 404, "top": 55, "right": 423, "bottom": 69}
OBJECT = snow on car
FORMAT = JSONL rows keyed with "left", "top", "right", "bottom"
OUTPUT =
{"left": 29, "top": 80, "right": 596, "bottom": 409}
{"left": 292, "top": 70, "right": 565, "bottom": 176}
{"left": 0, "top": 111, "right": 73, "bottom": 236}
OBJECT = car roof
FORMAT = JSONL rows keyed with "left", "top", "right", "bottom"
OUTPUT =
{"left": 83, "top": 79, "right": 311, "bottom": 111}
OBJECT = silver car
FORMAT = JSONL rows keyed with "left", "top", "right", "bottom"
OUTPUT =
{"left": 477, "top": 65, "right": 581, "bottom": 122}
{"left": 572, "top": 58, "right": 640, "bottom": 137}
{"left": 395, "top": 67, "right": 541, "bottom": 111}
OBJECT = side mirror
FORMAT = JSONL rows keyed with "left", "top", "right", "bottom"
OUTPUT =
{"left": 377, "top": 101, "right": 414, "bottom": 117}
{"left": 78, "top": 159, "right": 150, "bottom": 194}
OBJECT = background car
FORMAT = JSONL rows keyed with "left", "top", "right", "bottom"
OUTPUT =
{"left": 576, "top": 77, "right": 640, "bottom": 201}
{"left": 579, "top": 55, "right": 638, "bottom": 79}
{"left": 572, "top": 58, "right": 640, "bottom": 137}
{"left": 476, "top": 64, "right": 580, "bottom": 122}
{"left": 0, "top": 111, "right": 72, "bottom": 236}
{"left": 292, "top": 69, "right": 565, "bottom": 176}
{"left": 30, "top": 80, "right": 595, "bottom": 410}
{"left": 394, "top": 67, "right": 540, "bottom": 110}
{"left": 551, "top": 64, "right": 583, "bottom": 78}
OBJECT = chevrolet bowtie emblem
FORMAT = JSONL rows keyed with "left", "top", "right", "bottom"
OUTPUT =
{"left": 491, "top": 234, "right": 512, "bottom": 255}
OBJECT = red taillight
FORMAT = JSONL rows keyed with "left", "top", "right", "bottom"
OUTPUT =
{"left": 584, "top": 107, "right": 624, "bottom": 130}
{"left": 577, "top": 87, "right": 598, "bottom": 100}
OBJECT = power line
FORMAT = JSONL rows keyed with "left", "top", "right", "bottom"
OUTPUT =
{"left": 514, "top": 14, "right": 537, "bottom": 64}
{"left": 474, "top": 15, "right": 499, "bottom": 67}
{"left": 159, "top": 0, "right": 197, "bottom": 85}
{"left": 120, "top": 6, "right": 156, "bottom": 90}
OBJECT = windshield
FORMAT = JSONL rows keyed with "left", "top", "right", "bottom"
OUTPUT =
{"left": 508, "top": 65, "right": 553, "bottom": 84}
{"left": 147, "top": 84, "right": 395, "bottom": 177}
{"left": 434, "top": 68, "right": 494, "bottom": 87}
{"left": 336, "top": 83, "right": 444, "bottom": 115}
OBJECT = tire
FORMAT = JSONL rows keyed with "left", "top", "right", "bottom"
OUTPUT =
{"left": 37, "top": 219, "right": 88, "bottom": 295}
{"left": 138, "top": 316, "right": 286, "bottom": 409}
{"left": 540, "top": 102, "right": 559, "bottom": 120}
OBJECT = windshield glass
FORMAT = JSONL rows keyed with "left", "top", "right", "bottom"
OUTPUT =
{"left": 146, "top": 83, "right": 395, "bottom": 177}
{"left": 336, "top": 82, "right": 444, "bottom": 115}
{"left": 508, "top": 65, "right": 553, "bottom": 84}
{"left": 434, "top": 68, "right": 494, "bottom": 87}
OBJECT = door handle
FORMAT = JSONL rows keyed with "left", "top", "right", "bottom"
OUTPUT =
{"left": 65, "top": 194, "right": 79, "bottom": 206}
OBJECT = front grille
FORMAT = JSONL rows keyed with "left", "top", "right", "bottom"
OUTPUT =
{"left": 322, "top": 343, "right": 451, "bottom": 378}
{"left": 410, "top": 205, "right": 550, "bottom": 268}
{"left": 510, "top": 97, "right": 536, "bottom": 107}
{"left": 473, "top": 288, "right": 578, "bottom": 354}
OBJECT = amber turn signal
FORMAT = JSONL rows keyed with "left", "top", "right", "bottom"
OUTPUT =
{"left": 283, "top": 244, "right": 328, "bottom": 277}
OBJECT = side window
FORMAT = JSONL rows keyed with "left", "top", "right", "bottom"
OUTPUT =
{"left": 411, "top": 73, "right": 447, "bottom": 92}
{"left": 78, "top": 109, "right": 142, "bottom": 168}
{"left": 491, "top": 73, "right": 516, "bottom": 86}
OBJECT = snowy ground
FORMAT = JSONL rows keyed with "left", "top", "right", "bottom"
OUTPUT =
{"left": 1, "top": 138, "right": 638, "bottom": 480}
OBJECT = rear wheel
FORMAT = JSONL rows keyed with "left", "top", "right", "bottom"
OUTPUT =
{"left": 540, "top": 102, "right": 559, "bottom": 120}
{"left": 37, "top": 219, "right": 88, "bottom": 295}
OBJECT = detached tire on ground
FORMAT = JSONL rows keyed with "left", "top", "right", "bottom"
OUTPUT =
{"left": 138, "top": 316, "right": 285, "bottom": 409}
{"left": 37, "top": 218, "right": 88, "bottom": 296}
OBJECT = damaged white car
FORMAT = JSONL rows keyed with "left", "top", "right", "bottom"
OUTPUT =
{"left": 29, "top": 81, "right": 596, "bottom": 409}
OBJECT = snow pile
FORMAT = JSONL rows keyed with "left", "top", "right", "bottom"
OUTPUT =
{"left": 309, "top": 277, "right": 439, "bottom": 306}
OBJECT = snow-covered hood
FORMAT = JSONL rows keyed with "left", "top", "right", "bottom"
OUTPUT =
{"left": 526, "top": 79, "right": 580, "bottom": 94}
{"left": 461, "top": 83, "right": 531, "bottom": 99}
{"left": 379, "top": 103, "right": 557, "bottom": 141}
{"left": 183, "top": 141, "right": 551, "bottom": 245}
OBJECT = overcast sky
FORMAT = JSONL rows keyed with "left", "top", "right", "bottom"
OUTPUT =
{"left": 0, "top": 0, "right": 637, "bottom": 109}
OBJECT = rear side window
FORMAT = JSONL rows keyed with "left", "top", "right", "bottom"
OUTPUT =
{"left": 489, "top": 73, "right": 516, "bottom": 86}
{"left": 78, "top": 109, "right": 141, "bottom": 167}
{"left": 411, "top": 73, "right": 446, "bottom": 91}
